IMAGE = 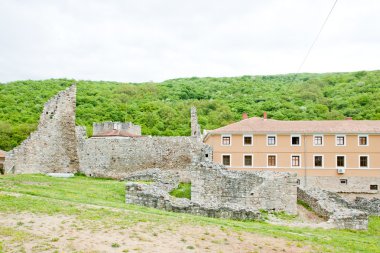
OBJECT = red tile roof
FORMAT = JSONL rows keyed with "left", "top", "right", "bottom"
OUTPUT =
{"left": 92, "top": 129, "right": 141, "bottom": 138}
{"left": 208, "top": 117, "right": 380, "bottom": 135}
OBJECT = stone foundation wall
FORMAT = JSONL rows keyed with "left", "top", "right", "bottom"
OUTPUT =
{"left": 191, "top": 162, "right": 298, "bottom": 215}
{"left": 4, "top": 85, "right": 79, "bottom": 174}
{"left": 297, "top": 187, "right": 369, "bottom": 230}
{"left": 77, "top": 134, "right": 213, "bottom": 179}
{"left": 348, "top": 197, "right": 380, "bottom": 216}
{"left": 125, "top": 182, "right": 262, "bottom": 220}
{"left": 299, "top": 176, "right": 380, "bottom": 194}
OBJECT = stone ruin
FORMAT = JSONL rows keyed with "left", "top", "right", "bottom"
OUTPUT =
{"left": 297, "top": 187, "right": 369, "bottom": 230}
{"left": 191, "top": 162, "right": 298, "bottom": 215}
{"left": 348, "top": 197, "right": 380, "bottom": 216}
{"left": 125, "top": 162, "right": 298, "bottom": 220}
{"left": 4, "top": 85, "right": 79, "bottom": 174}
{"left": 2, "top": 84, "right": 375, "bottom": 228}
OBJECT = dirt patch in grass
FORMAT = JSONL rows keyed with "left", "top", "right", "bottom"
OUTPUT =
{"left": 0, "top": 212, "right": 314, "bottom": 253}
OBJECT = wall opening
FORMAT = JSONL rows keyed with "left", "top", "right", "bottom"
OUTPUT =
{"left": 370, "top": 185, "right": 378, "bottom": 190}
{"left": 340, "top": 179, "right": 348, "bottom": 185}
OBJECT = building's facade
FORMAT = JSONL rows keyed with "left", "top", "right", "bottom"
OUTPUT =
{"left": 204, "top": 113, "right": 380, "bottom": 194}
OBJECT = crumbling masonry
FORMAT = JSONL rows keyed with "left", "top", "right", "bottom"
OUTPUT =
{"left": 4, "top": 85, "right": 79, "bottom": 174}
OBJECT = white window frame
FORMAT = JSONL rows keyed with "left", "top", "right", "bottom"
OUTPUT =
{"left": 221, "top": 134, "right": 232, "bottom": 146}
{"left": 242, "top": 134, "right": 253, "bottom": 146}
{"left": 359, "top": 155, "right": 369, "bottom": 168}
{"left": 358, "top": 135, "right": 369, "bottom": 147}
{"left": 313, "top": 134, "right": 324, "bottom": 147}
{"left": 336, "top": 155, "right": 346, "bottom": 168}
{"left": 267, "top": 134, "right": 277, "bottom": 146}
{"left": 335, "top": 135, "right": 346, "bottom": 147}
{"left": 267, "top": 154, "right": 277, "bottom": 168}
{"left": 243, "top": 154, "right": 253, "bottom": 168}
{"left": 290, "top": 154, "right": 301, "bottom": 168}
{"left": 221, "top": 154, "right": 231, "bottom": 167}
{"left": 313, "top": 154, "right": 324, "bottom": 168}
{"left": 290, "top": 134, "right": 301, "bottom": 147}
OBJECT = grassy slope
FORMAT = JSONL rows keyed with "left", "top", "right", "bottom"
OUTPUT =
{"left": 0, "top": 174, "right": 379, "bottom": 253}
{"left": 1, "top": 70, "right": 380, "bottom": 150}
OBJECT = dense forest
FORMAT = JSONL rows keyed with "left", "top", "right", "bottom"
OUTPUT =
{"left": 1, "top": 70, "right": 380, "bottom": 151}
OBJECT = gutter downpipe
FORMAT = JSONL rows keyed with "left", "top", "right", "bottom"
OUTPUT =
{"left": 303, "top": 134, "right": 307, "bottom": 188}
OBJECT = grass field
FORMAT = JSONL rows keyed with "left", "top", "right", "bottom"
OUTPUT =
{"left": 0, "top": 174, "right": 379, "bottom": 252}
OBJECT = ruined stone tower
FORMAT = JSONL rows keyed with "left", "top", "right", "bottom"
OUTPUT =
{"left": 4, "top": 84, "right": 79, "bottom": 174}
{"left": 191, "top": 106, "right": 202, "bottom": 141}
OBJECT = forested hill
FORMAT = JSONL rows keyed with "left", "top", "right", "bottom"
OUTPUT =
{"left": 1, "top": 70, "right": 380, "bottom": 151}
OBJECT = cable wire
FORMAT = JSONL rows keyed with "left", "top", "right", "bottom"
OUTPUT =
{"left": 297, "top": 0, "right": 338, "bottom": 73}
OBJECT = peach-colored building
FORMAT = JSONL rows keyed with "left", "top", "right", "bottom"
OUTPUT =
{"left": 204, "top": 113, "right": 380, "bottom": 194}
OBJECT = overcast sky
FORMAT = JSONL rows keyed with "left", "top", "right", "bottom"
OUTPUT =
{"left": 0, "top": 0, "right": 379, "bottom": 83}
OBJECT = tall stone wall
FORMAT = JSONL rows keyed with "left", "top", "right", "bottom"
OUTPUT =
{"left": 191, "top": 162, "right": 298, "bottom": 215}
{"left": 77, "top": 134, "right": 213, "bottom": 179}
{"left": 4, "top": 85, "right": 79, "bottom": 174}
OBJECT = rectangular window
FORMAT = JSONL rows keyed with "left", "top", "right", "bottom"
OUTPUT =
{"left": 360, "top": 156, "right": 368, "bottom": 168}
{"left": 314, "top": 135, "right": 323, "bottom": 146}
{"left": 337, "top": 156, "right": 345, "bottom": 167}
{"left": 243, "top": 135, "right": 253, "bottom": 146}
{"left": 268, "top": 155, "right": 276, "bottom": 167}
{"left": 370, "top": 185, "right": 378, "bottom": 190}
{"left": 222, "top": 155, "right": 231, "bottom": 166}
{"left": 291, "top": 135, "right": 301, "bottom": 146}
{"left": 336, "top": 135, "right": 345, "bottom": 146}
{"left": 267, "top": 135, "right": 276, "bottom": 146}
{"left": 222, "top": 135, "right": 231, "bottom": 146}
{"left": 244, "top": 155, "right": 253, "bottom": 167}
{"left": 359, "top": 135, "right": 368, "bottom": 146}
{"left": 291, "top": 155, "right": 300, "bottom": 167}
{"left": 340, "top": 179, "right": 348, "bottom": 185}
{"left": 314, "top": 156, "right": 323, "bottom": 167}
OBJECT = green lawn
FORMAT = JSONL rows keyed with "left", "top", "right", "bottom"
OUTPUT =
{"left": 0, "top": 174, "right": 379, "bottom": 253}
{"left": 170, "top": 182, "right": 191, "bottom": 199}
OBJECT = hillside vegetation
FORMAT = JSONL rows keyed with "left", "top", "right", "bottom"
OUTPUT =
{"left": 1, "top": 70, "right": 380, "bottom": 150}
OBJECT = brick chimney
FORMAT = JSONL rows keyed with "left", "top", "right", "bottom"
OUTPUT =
{"left": 345, "top": 117, "right": 353, "bottom": 120}
{"left": 242, "top": 112, "right": 248, "bottom": 120}
{"left": 263, "top": 111, "right": 267, "bottom": 120}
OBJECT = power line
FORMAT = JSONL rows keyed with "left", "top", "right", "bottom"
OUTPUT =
{"left": 297, "top": 0, "right": 338, "bottom": 73}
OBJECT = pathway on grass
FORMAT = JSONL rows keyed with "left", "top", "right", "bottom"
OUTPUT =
{"left": 0, "top": 212, "right": 314, "bottom": 253}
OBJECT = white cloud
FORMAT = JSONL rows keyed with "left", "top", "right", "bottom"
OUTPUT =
{"left": 0, "top": 0, "right": 379, "bottom": 83}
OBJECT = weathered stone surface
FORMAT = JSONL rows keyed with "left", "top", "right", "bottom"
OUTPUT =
{"left": 299, "top": 176, "right": 380, "bottom": 194}
{"left": 348, "top": 197, "right": 380, "bottom": 216}
{"left": 297, "top": 187, "right": 369, "bottom": 230}
{"left": 93, "top": 122, "right": 141, "bottom": 136}
{"left": 191, "top": 162, "right": 298, "bottom": 215}
{"left": 124, "top": 168, "right": 180, "bottom": 192}
{"left": 77, "top": 134, "right": 213, "bottom": 180}
{"left": 125, "top": 182, "right": 262, "bottom": 220}
{"left": 4, "top": 85, "right": 79, "bottom": 174}
{"left": 191, "top": 106, "right": 201, "bottom": 141}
